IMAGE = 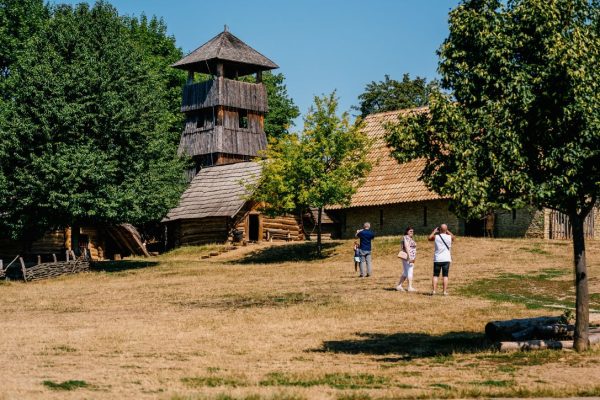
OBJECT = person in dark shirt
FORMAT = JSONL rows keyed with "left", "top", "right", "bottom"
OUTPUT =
{"left": 355, "top": 222, "right": 375, "bottom": 277}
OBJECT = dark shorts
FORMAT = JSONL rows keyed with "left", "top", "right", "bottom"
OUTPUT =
{"left": 433, "top": 262, "right": 451, "bottom": 277}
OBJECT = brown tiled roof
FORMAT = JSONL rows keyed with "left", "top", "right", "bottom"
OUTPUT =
{"left": 163, "top": 162, "right": 261, "bottom": 222}
{"left": 329, "top": 107, "right": 442, "bottom": 209}
{"left": 172, "top": 30, "right": 278, "bottom": 75}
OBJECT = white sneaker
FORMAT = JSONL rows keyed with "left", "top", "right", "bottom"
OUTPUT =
{"left": 430, "top": 290, "right": 436, "bottom": 296}
{"left": 395, "top": 285, "right": 405, "bottom": 292}
{"left": 443, "top": 291, "right": 449, "bottom": 296}
{"left": 408, "top": 287, "right": 417, "bottom": 292}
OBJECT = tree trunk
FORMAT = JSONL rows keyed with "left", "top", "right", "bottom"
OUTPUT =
{"left": 317, "top": 207, "right": 323, "bottom": 257}
{"left": 571, "top": 212, "right": 589, "bottom": 351}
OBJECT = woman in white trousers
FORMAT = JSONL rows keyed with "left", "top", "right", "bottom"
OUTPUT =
{"left": 397, "top": 226, "right": 417, "bottom": 292}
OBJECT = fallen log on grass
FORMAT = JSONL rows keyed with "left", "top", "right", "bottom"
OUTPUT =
{"left": 485, "top": 317, "right": 563, "bottom": 341}
{"left": 499, "top": 332, "right": 600, "bottom": 352}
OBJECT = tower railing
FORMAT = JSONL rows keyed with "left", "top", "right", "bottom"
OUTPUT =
{"left": 181, "top": 78, "right": 268, "bottom": 113}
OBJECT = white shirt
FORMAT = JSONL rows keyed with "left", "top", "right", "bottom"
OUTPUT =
{"left": 434, "top": 233, "right": 452, "bottom": 263}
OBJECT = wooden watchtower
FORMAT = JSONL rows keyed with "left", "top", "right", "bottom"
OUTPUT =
{"left": 172, "top": 28, "right": 278, "bottom": 180}
{"left": 163, "top": 30, "right": 304, "bottom": 247}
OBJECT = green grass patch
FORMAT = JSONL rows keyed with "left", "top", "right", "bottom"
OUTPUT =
{"left": 172, "top": 395, "right": 306, "bottom": 400}
{"left": 235, "top": 242, "right": 342, "bottom": 264}
{"left": 43, "top": 380, "right": 89, "bottom": 391}
{"left": 161, "top": 243, "right": 225, "bottom": 258}
{"left": 52, "top": 345, "right": 77, "bottom": 353}
{"left": 518, "top": 246, "right": 551, "bottom": 255}
{"left": 179, "top": 292, "right": 334, "bottom": 310}
{"left": 457, "top": 267, "right": 598, "bottom": 311}
{"left": 336, "top": 393, "right": 372, "bottom": 400}
{"left": 181, "top": 376, "right": 247, "bottom": 388}
{"left": 260, "top": 372, "right": 390, "bottom": 390}
{"left": 471, "top": 379, "right": 514, "bottom": 387}
{"left": 476, "top": 349, "right": 564, "bottom": 366}
{"left": 430, "top": 383, "right": 452, "bottom": 390}
{"left": 496, "top": 365, "right": 518, "bottom": 374}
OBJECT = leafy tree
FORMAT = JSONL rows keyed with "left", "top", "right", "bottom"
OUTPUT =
{"left": 251, "top": 92, "right": 371, "bottom": 255}
{"left": 386, "top": 0, "right": 599, "bottom": 350}
{"left": 0, "top": 1, "right": 186, "bottom": 243}
{"left": 124, "top": 13, "right": 186, "bottom": 145}
{"left": 0, "top": 0, "right": 48, "bottom": 232}
{"left": 355, "top": 74, "right": 437, "bottom": 117}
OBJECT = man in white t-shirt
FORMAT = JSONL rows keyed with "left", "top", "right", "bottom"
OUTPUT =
{"left": 427, "top": 224, "right": 455, "bottom": 296}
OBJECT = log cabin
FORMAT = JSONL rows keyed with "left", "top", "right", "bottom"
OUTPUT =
{"left": 162, "top": 29, "right": 303, "bottom": 246}
{"left": 0, "top": 224, "right": 149, "bottom": 263}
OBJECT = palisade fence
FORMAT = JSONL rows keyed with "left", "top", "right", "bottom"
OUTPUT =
{"left": 548, "top": 209, "right": 595, "bottom": 240}
{"left": 0, "top": 250, "right": 90, "bottom": 282}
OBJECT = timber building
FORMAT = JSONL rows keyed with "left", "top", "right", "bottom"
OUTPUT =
{"left": 327, "top": 109, "right": 600, "bottom": 240}
{"left": 163, "top": 29, "right": 303, "bottom": 247}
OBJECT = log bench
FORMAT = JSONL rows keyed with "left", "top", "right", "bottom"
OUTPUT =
{"left": 266, "top": 228, "right": 292, "bottom": 242}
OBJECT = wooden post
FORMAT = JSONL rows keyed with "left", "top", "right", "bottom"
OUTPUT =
{"left": 187, "top": 70, "right": 195, "bottom": 85}
{"left": 216, "top": 62, "right": 224, "bottom": 77}
{"left": 65, "top": 227, "right": 72, "bottom": 251}
{"left": 19, "top": 257, "right": 27, "bottom": 282}
{"left": 52, "top": 254, "right": 57, "bottom": 263}
{"left": 37, "top": 255, "right": 41, "bottom": 265}
{"left": 66, "top": 250, "right": 70, "bottom": 262}
{"left": 256, "top": 70, "right": 262, "bottom": 83}
{"left": 0, "top": 260, "right": 3, "bottom": 270}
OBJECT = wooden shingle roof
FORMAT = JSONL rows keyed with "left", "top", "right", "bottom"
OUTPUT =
{"left": 329, "top": 107, "right": 442, "bottom": 209}
{"left": 172, "top": 30, "right": 278, "bottom": 76}
{"left": 164, "top": 162, "right": 261, "bottom": 222}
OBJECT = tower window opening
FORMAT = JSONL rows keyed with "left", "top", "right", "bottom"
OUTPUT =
{"left": 238, "top": 109, "right": 248, "bottom": 129}
{"left": 196, "top": 113, "right": 205, "bottom": 129}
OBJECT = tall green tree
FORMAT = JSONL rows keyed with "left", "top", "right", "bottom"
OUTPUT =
{"left": 251, "top": 92, "right": 371, "bottom": 255}
{"left": 0, "top": 0, "right": 48, "bottom": 233}
{"left": 355, "top": 74, "right": 437, "bottom": 117}
{"left": 0, "top": 1, "right": 186, "bottom": 242}
{"left": 387, "top": 0, "right": 599, "bottom": 350}
{"left": 125, "top": 13, "right": 186, "bottom": 145}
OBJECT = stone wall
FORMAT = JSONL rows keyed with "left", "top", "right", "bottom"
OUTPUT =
{"left": 495, "top": 207, "right": 545, "bottom": 238}
{"left": 338, "top": 199, "right": 459, "bottom": 238}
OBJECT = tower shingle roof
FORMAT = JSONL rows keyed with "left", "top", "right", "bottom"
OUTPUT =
{"left": 172, "top": 30, "right": 278, "bottom": 76}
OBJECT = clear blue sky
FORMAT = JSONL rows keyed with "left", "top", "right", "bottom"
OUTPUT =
{"left": 52, "top": 0, "right": 461, "bottom": 126}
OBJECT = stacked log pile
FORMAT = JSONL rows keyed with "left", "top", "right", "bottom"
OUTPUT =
{"left": 486, "top": 315, "right": 600, "bottom": 352}
{"left": 262, "top": 215, "right": 303, "bottom": 241}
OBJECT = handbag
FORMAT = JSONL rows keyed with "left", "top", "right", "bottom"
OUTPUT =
{"left": 398, "top": 236, "right": 409, "bottom": 260}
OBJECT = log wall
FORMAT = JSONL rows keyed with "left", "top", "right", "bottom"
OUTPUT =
{"left": 170, "top": 217, "right": 229, "bottom": 246}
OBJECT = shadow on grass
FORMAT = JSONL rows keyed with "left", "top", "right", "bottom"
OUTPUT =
{"left": 91, "top": 260, "right": 159, "bottom": 273}
{"left": 231, "top": 241, "right": 343, "bottom": 264}
{"left": 316, "top": 331, "right": 491, "bottom": 360}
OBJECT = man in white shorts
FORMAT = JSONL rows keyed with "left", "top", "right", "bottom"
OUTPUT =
{"left": 427, "top": 224, "right": 455, "bottom": 295}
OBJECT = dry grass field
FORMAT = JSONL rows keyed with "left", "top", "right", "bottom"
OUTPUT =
{"left": 1, "top": 236, "right": 600, "bottom": 400}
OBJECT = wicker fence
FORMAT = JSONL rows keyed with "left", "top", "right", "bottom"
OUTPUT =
{"left": 0, "top": 250, "right": 90, "bottom": 282}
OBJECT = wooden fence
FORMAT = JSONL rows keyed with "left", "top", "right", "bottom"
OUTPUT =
{"left": 548, "top": 209, "right": 595, "bottom": 240}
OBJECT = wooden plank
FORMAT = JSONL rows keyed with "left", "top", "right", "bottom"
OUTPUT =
{"left": 19, "top": 257, "right": 27, "bottom": 282}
